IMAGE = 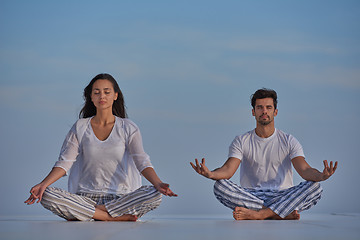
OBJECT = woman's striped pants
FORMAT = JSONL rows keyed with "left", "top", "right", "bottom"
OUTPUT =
{"left": 214, "top": 179, "right": 323, "bottom": 218}
{"left": 40, "top": 186, "right": 162, "bottom": 221}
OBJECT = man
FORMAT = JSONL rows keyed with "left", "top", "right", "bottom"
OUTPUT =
{"left": 190, "top": 88, "right": 337, "bottom": 220}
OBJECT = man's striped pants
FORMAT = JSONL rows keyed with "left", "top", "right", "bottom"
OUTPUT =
{"left": 214, "top": 179, "right": 322, "bottom": 218}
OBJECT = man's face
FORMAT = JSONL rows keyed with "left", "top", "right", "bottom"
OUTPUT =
{"left": 252, "top": 98, "right": 278, "bottom": 126}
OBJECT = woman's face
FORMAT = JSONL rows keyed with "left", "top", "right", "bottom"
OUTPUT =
{"left": 91, "top": 79, "right": 118, "bottom": 111}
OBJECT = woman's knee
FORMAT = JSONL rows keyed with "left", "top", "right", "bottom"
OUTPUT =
{"left": 40, "top": 187, "right": 56, "bottom": 202}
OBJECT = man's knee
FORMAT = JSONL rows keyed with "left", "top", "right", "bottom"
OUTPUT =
{"left": 213, "top": 179, "right": 229, "bottom": 192}
{"left": 304, "top": 181, "right": 323, "bottom": 193}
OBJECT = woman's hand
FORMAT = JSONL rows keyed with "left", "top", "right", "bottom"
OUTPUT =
{"left": 141, "top": 167, "right": 178, "bottom": 197}
{"left": 155, "top": 182, "right": 178, "bottom": 197}
{"left": 24, "top": 167, "right": 66, "bottom": 205}
{"left": 24, "top": 183, "right": 47, "bottom": 205}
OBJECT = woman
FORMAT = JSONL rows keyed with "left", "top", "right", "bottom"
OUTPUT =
{"left": 25, "top": 73, "right": 177, "bottom": 221}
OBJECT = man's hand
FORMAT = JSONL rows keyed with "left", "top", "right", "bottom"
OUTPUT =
{"left": 190, "top": 158, "right": 214, "bottom": 179}
{"left": 321, "top": 160, "right": 338, "bottom": 181}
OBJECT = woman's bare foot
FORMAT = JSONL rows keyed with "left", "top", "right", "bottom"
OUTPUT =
{"left": 93, "top": 205, "right": 138, "bottom": 221}
{"left": 113, "top": 214, "right": 138, "bottom": 222}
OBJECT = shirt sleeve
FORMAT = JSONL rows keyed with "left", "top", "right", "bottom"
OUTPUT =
{"left": 288, "top": 135, "right": 305, "bottom": 159}
{"left": 228, "top": 136, "right": 243, "bottom": 160}
{"left": 53, "top": 123, "right": 80, "bottom": 175}
{"left": 124, "top": 120, "right": 153, "bottom": 173}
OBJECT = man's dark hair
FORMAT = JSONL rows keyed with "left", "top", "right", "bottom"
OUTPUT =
{"left": 251, "top": 88, "right": 278, "bottom": 109}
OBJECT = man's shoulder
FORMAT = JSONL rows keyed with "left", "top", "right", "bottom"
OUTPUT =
{"left": 233, "top": 129, "right": 255, "bottom": 142}
{"left": 275, "top": 128, "right": 296, "bottom": 139}
{"left": 275, "top": 129, "right": 301, "bottom": 146}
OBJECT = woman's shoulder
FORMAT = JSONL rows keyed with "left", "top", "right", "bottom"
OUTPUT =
{"left": 115, "top": 117, "right": 140, "bottom": 132}
{"left": 74, "top": 117, "right": 92, "bottom": 128}
{"left": 70, "top": 117, "right": 92, "bottom": 135}
{"left": 75, "top": 117, "right": 92, "bottom": 124}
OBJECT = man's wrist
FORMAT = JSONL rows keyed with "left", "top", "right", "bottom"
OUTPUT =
{"left": 208, "top": 171, "right": 216, "bottom": 180}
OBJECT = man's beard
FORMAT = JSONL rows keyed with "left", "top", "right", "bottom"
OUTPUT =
{"left": 258, "top": 115, "right": 273, "bottom": 125}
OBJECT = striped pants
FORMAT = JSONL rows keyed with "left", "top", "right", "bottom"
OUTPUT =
{"left": 41, "top": 186, "right": 162, "bottom": 221}
{"left": 214, "top": 179, "right": 322, "bottom": 218}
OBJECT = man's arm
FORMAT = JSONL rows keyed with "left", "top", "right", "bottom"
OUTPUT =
{"left": 292, "top": 156, "right": 338, "bottom": 182}
{"left": 190, "top": 157, "right": 241, "bottom": 180}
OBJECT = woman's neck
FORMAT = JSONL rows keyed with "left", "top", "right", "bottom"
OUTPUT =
{"left": 92, "top": 110, "right": 115, "bottom": 125}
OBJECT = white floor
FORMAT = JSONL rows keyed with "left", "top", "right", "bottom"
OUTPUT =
{"left": 1, "top": 213, "right": 359, "bottom": 240}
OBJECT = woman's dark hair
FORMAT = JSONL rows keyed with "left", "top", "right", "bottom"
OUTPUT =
{"left": 250, "top": 88, "right": 278, "bottom": 109}
{"left": 79, "top": 73, "right": 127, "bottom": 118}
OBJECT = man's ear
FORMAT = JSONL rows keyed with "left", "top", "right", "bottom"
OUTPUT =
{"left": 274, "top": 109, "right": 278, "bottom": 117}
{"left": 252, "top": 108, "right": 255, "bottom": 116}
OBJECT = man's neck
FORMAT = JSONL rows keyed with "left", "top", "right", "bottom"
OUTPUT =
{"left": 255, "top": 125, "right": 275, "bottom": 138}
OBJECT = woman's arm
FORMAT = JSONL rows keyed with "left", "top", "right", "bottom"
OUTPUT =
{"left": 190, "top": 157, "right": 241, "bottom": 180}
{"left": 292, "top": 156, "right": 338, "bottom": 182}
{"left": 141, "top": 167, "right": 177, "bottom": 197}
{"left": 24, "top": 167, "right": 66, "bottom": 205}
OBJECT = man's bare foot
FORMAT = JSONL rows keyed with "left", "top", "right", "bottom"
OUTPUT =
{"left": 269, "top": 210, "right": 300, "bottom": 220}
{"left": 233, "top": 207, "right": 264, "bottom": 220}
{"left": 283, "top": 210, "right": 300, "bottom": 220}
{"left": 233, "top": 207, "right": 300, "bottom": 220}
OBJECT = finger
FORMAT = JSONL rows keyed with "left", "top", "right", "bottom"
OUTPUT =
{"left": 167, "top": 189, "right": 178, "bottom": 197}
{"left": 201, "top": 158, "right": 205, "bottom": 165}
{"left": 27, "top": 197, "right": 36, "bottom": 205}
{"left": 329, "top": 161, "right": 333, "bottom": 169}
{"left": 333, "top": 161, "right": 338, "bottom": 171}
{"left": 195, "top": 158, "right": 200, "bottom": 168}
{"left": 24, "top": 196, "right": 32, "bottom": 204}
{"left": 200, "top": 162, "right": 205, "bottom": 169}
{"left": 167, "top": 190, "right": 175, "bottom": 196}
{"left": 30, "top": 189, "right": 39, "bottom": 198}
{"left": 190, "top": 162, "right": 199, "bottom": 173}
{"left": 323, "top": 160, "right": 328, "bottom": 169}
{"left": 25, "top": 193, "right": 35, "bottom": 204}
{"left": 37, "top": 192, "right": 44, "bottom": 203}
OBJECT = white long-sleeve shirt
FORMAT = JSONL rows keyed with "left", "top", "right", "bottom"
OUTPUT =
{"left": 54, "top": 117, "right": 153, "bottom": 195}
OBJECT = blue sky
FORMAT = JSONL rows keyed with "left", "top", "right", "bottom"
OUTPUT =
{"left": 1, "top": 0, "right": 359, "bottom": 217}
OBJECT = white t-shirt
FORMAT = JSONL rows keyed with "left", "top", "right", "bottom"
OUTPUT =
{"left": 228, "top": 129, "right": 305, "bottom": 190}
{"left": 54, "top": 117, "right": 153, "bottom": 195}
